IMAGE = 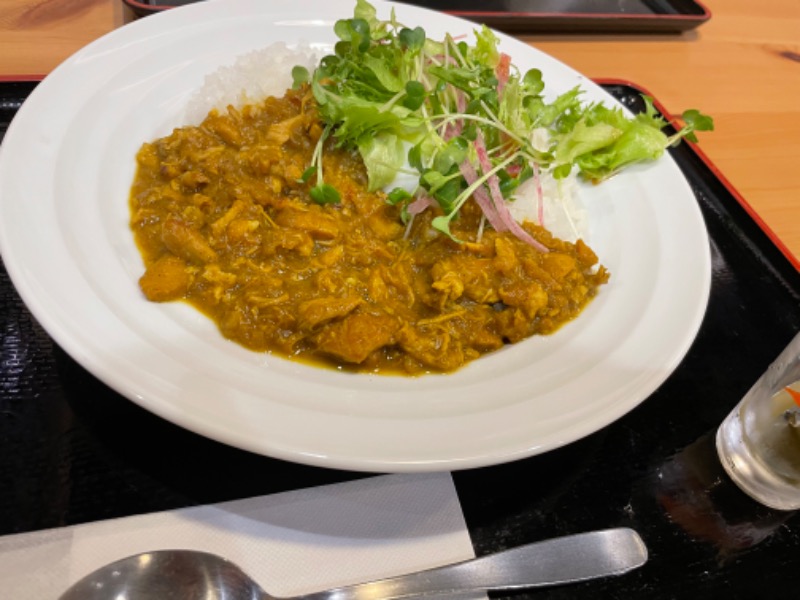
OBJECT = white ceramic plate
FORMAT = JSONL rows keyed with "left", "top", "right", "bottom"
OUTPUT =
{"left": 0, "top": 0, "right": 710, "bottom": 472}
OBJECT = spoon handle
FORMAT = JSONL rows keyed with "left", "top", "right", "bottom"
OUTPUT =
{"left": 297, "top": 527, "right": 647, "bottom": 600}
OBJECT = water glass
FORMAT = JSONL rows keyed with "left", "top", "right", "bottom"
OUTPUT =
{"left": 716, "top": 332, "right": 800, "bottom": 510}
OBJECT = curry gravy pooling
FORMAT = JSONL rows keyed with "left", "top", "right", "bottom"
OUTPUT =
{"left": 129, "top": 87, "right": 609, "bottom": 374}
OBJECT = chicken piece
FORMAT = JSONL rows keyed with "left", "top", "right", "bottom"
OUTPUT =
{"left": 314, "top": 312, "right": 399, "bottom": 364}
{"left": 493, "top": 237, "right": 518, "bottom": 275}
{"left": 397, "top": 326, "right": 465, "bottom": 372}
{"left": 265, "top": 114, "right": 304, "bottom": 146}
{"left": 381, "top": 264, "right": 416, "bottom": 307}
{"left": 206, "top": 113, "right": 242, "bottom": 146}
{"left": 464, "top": 327, "right": 505, "bottom": 353}
{"left": 367, "top": 209, "right": 404, "bottom": 240}
{"left": 297, "top": 296, "right": 362, "bottom": 330}
{"left": 275, "top": 207, "right": 340, "bottom": 241}
{"left": 139, "top": 255, "right": 191, "bottom": 302}
{"left": 431, "top": 271, "right": 464, "bottom": 306}
{"left": 494, "top": 307, "right": 533, "bottom": 343}
{"left": 575, "top": 239, "right": 599, "bottom": 268}
{"left": 431, "top": 257, "right": 499, "bottom": 304}
{"left": 266, "top": 229, "right": 314, "bottom": 257}
{"left": 210, "top": 199, "right": 247, "bottom": 237}
{"left": 226, "top": 219, "right": 260, "bottom": 246}
{"left": 197, "top": 265, "right": 238, "bottom": 303}
{"left": 368, "top": 270, "right": 388, "bottom": 303}
{"left": 541, "top": 252, "right": 577, "bottom": 279}
{"left": 318, "top": 244, "right": 344, "bottom": 268}
{"left": 178, "top": 170, "right": 210, "bottom": 192}
{"left": 499, "top": 280, "right": 549, "bottom": 319}
{"left": 161, "top": 216, "right": 218, "bottom": 265}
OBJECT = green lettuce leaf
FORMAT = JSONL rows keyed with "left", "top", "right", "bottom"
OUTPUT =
{"left": 358, "top": 132, "right": 407, "bottom": 191}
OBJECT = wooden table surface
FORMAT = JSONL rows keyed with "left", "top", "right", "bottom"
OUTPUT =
{"left": 2, "top": 0, "right": 799, "bottom": 265}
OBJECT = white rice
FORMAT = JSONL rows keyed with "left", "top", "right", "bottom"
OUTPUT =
{"left": 509, "top": 169, "right": 587, "bottom": 243}
{"left": 184, "top": 44, "right": 588, "bottom": 243}
{"left": 185, "top": 42, "right": 318, "bottom": 124}
{"left": 506, "top": 127, "right": 587, "bottom": 242}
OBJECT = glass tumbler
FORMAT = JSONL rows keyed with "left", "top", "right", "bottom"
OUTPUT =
{"left": 716, "top": 331, "right": 800, "bottom": 511}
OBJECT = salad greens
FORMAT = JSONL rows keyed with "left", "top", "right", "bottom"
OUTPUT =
{"left": 292, "top": 0, "right": 713, "bottom": 247}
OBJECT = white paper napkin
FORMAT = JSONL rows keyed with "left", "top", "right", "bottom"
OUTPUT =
{"left": 0, "top": 472, "right": 482, "bottom": 599}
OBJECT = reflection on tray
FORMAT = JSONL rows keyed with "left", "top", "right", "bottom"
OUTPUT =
{"left": 656, "top": 431, "right": 795, "bottom": 561}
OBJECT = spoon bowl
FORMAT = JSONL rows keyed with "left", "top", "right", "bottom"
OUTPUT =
{"left": 59, "top": 527, "right": 647, "bottom": 600}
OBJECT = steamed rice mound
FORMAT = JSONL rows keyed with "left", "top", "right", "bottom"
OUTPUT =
{"left": 186, "top": 42, "right": 319, "bottom": 124}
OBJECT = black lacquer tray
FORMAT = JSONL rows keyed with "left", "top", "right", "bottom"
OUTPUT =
{"left": 1, "top": 80, "right": 799, "bottom": 598}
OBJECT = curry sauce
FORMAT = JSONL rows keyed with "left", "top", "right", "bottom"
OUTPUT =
{"left": 129, "top": 87, "right": 609, "bottom": 374}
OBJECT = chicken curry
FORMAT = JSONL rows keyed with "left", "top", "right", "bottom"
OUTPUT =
{"left": 129, "top": 87, "right": 609, "bottom": 374}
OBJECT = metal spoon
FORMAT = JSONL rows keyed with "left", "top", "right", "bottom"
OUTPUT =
{"left": 59, "top": 527, "right": 647, "bottom": 600}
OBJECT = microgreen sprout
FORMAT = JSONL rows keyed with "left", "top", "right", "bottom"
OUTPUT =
{"left": 306, "top": 124, "right": 341, "bottom": 205}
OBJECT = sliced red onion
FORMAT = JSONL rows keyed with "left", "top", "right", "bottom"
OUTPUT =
{"left": 459, "top": 158, "right": 506, "bottom": 233}
{"left": 495, "top": 196, "right": 550, "bottom": 253}
{"left": 475, "top": 133, "right": 549, "bottom": 253}
{"left": 407, "top": 194, "right": 437, "bottom": 216}
{"left": 533, "top": 161, "right": 544, "bottom": 227}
